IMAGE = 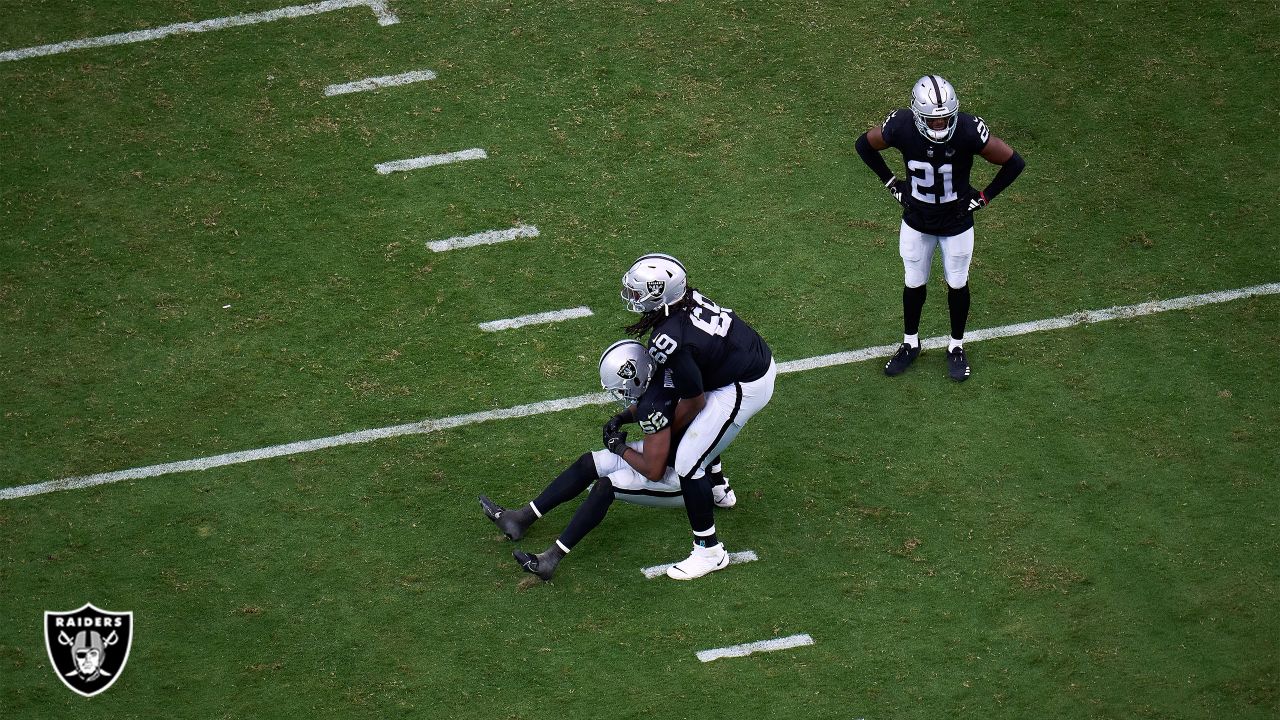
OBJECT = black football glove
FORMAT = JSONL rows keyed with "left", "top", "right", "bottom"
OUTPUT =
{"left": 957, "top": 188, "right": 988, "bottom": 217}
{"left": 886, "top": 176, "right": 912, "bottom": 207}
{"left": 604, "top": 428, "right": 629, "bottom": 456}
{"left": 603, "top": 416, "right": 622, "bottom": 437}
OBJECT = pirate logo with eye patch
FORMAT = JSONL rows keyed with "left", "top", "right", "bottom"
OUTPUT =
{"left": 45, "top": 603, "right": 133, "bottom": 697}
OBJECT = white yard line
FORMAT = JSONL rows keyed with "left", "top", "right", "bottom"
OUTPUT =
{"left": 324, "top": 68, "right": 436, "bottom": 96}
{"left": 642, "top": 550, "right": 758, "bottom": 579}
{"left": 0, "top": 393, "right": 614, "bottom": 500}
{"left": 775, "top": 282, "right": 1280, "bottom": 374}
{"left": 375, "top": 148, "right": 487, "bottom": 174}
{"left": 0, "top": 0, "right": 399, "bottom": 64}
{"left": 428, "top": 225, "right": 540, "bottom": 253}
{"left": 2, "top": 282, "right": 1277, "bottom": 501}
{"left": 696, "top": 633, "right": 815, "bottom": 663}
{"left": 478, "top": 306, "right": 594, "bottom": 332}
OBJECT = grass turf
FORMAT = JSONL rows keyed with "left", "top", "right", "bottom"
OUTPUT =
{"left": 1, "top": 1, "right": 1277, "bottom": 718}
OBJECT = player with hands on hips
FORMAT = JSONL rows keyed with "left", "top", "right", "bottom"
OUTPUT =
{"left": 854, "top": 74, "right": 1025, "bottom": 381}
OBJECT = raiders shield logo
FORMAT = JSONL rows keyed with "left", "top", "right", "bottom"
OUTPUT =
{"left": 646, "top": 280, "right": 665, "bottom": 297}
{"left": 44, "top": 603, "right": 133, "bottom": 697}
{"left": 616, "top": 358, "right": 637, "bottom": 380}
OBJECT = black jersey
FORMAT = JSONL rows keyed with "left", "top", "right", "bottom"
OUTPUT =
{"left": 645, "top": 290, "right": 773, "bottom": 399}
{"left": 881, "top": 108, "right": 991, "bottom": 236}
{"left": 633, "top": 368, "right": 686, "bottom": 466}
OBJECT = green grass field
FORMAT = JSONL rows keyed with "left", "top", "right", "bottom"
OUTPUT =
{"left": 2, "top": 1, "right": 1278, "bottom": 718}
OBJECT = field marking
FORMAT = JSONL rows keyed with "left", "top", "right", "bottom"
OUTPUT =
{"left": 0, "top": 394, "right": 614, "bottom": 500}
{"left": 776, "top": 282, "right": 1280, "bottom": 374}
{"left": 2, "top": 281, "right": 1277, "bottom": 501}
{"left": 478, "top": 307, "right": 594, "bottom": 332}
{"left": 642, "top": 550, "right": 758, "bottom": 579}
{"left": 375, "top": 148, "right": 487, "bottom": 174}
{"left": 0, "top": 0, "right": 399, "bottom": 64}
{"left": 428, "top": 225, "right": 540, "bottom": 253}
{"left": 696, "top": 633, "right": 814, "bottom": 663}
{"left": 324, "top": 68, "right": 436, "bottom": 96}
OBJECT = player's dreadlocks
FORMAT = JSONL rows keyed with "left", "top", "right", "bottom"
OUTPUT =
{"left": 624, "top": 287, "right": 697, "bottom": 337}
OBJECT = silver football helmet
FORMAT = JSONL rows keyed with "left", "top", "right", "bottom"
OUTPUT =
{"left": 599, "top": 339, "right": 654, "bottom": 406}
{"left": 910, "top": 75, "right": 960, "bottom": 143}
{"left": 621, "top": 253, "right": 687, "bottom": 314}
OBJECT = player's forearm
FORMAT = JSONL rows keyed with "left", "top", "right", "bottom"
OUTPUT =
{"left": 622, "top": 449, "right": 666, "bottom": 482}
{"left": 855, "top": 132, "right": 895, "bottom": 185}
{"left": 983, "top": 151, "right": 1025, "bottom": 201}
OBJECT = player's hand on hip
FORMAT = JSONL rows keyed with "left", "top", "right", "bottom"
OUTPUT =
{"left": 957, "top": 188, "right": 987, "bottom": 217}
{"left": 886, "top": 176, "right": 912, "bottom": 207}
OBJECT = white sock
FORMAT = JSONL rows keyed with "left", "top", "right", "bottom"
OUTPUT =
{"left": 903, "top": 333, "right": 919, "bottom": 348}
{"left": 948, "top": 337, "right": 963, "bottom": 352}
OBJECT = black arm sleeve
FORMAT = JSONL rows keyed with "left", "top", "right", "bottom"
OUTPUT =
{"left": 667, "top": 351, "right": 704, "bottom": 400}
{"left": 855, "top": 132, "right": 895, "bottom": 186}
{"left": 983, "top": 151, "right": 1025, "bottom": 201}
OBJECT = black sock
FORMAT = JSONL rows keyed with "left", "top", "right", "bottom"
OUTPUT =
{"left": 706, "top": 456, "right": 726, "bottom": 487}
{"left": 530, "top": 542, "right": 567, "bottom": 576}
{"left": 556, "top": 479, "right": 615, "bottom": 550}
{"left": 680, "top": 473, "right": 716, "bottom": 543}
{"left": 947, "top": 284, "right": 970, "bottom": 343}
{"left": 903, "top": 284, "right": 927, "bottom": 338}
{"left": 531, "top": 453, "right": 598, "bottom": 516}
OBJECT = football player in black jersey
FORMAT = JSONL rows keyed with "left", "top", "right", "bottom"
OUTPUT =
{"left": 478, "top": 340, "right": 699, "bottom": 581}
{"left": 621, "top": 253, "right": 777, "bottom": 579}
{"left": 855, "top": 75, "right": 1025, "bottom": 381}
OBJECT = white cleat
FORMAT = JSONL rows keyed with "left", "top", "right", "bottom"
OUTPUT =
{"left": 666, "top": 542, "right": 729, "bottom": 580}
{"left": 711, "top": 483, "right": 737, "bottom": 509}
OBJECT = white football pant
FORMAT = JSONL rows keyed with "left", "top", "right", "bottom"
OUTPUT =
{"left": 899, "top": 220, "right": 974, "bottom": 289}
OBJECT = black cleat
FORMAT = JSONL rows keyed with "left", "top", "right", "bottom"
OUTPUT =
{"left": 513, "top": 548, "right": 559, "bottom": 581}
{"left": 479, "top": 495, "right": 530, "bottom": 541}
{"left": 947, "top": 346, "right": 971, "bottom": 382}
{"left": 884, "top": 342, "right": 921, "bottom": 376}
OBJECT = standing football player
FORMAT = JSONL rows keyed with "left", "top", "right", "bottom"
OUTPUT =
{"left": 479, "top": 339, "right": 703, "bottom": 581}
{"left": 854, "top": 74, "right": 1025, "bottom": 381}
{"left": 621, "top": 253, "right": 777, "bottom": 580}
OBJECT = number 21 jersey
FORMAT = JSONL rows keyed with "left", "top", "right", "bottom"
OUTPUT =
{"left": 881, "top": 108, "right": 991, "bottom": 236}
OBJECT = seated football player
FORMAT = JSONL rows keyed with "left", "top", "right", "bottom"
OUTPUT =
{"left": 479, "top": 339, "right": 729, "bottom": 581}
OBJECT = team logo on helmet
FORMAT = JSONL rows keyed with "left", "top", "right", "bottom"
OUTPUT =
{"left": 616, "top": 359, "right": 638, "bottom": 380}
{"left": 645, "top": 280, "right": 665, "bottom": 297}
{"left": 44, "top": 603, "right": 134, "bottom": 697}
